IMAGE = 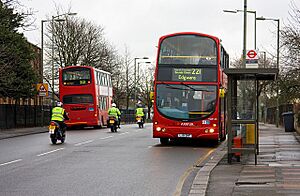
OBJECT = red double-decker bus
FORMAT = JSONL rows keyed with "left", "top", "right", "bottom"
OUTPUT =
{"left": 153, "top": 32, "right": 229, "bottom": 144}
{"left": 59, "top": 66, "right": 113, "bottom": 128}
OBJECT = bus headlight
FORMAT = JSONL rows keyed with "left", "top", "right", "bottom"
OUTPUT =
{"left": 205, "top": 129, "right": 209, "bottom": 133}
{"left": 209, "top": 128, "right": 215, "bottom": 133}
{"left": 156, "top": 127, "right": 161, "bottom": 132}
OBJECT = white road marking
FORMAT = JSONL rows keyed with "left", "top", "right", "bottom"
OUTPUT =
{"left": 37, "top": 148, "right": 64, "bottom": 157}
{"left": 75, "top": 140, "right": 94, "bottom": 146}
{"left": 0, "top": 159, "right": 22, "bottom": 167}
{"left": 100, "top": 136, "right": 113, "bottom": 140}
{"left": 118, "top": 132, "right": 129, "bottom": 135}
{"left": 148, "top": 146, "right": 152, "bottom": 148}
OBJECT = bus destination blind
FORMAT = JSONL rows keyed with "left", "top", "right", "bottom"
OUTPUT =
{"left": 172, "top": 68, "right": 202, "bottom": 81}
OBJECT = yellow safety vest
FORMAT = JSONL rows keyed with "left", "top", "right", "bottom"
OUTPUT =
{"left": 51, "top": 107, "right": 65, "bottom": 122}
{"left": 136, "top": 108, "right": 144, "bottom": 116}
{"left": 108, "top": 107, "right": 121, "bottom": 118}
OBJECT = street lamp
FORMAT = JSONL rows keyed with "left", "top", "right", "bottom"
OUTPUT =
{"left": 256, "top": 17, "right": 279, "bottom": 70}
{"left": 134, "top": 57, "right": 149, "bottom": 107}
{"left": 137, "top": 61, "right": 151, "bottom": 83}
{"left": 136, "top": 61, "right": 151, "bottom": 105}
{"left": 224, "top": 0, "right": 248, "bottom": 68}
{"left": 223, "top": 9, "right": 257, "bottom": 49}
{"left": 40, "top": 18, "right": 65, "bottom": 124}
{"left": 256, "top": 16, "right": 280, "bottom": 127}
{"left": 41, "top": 18, "right": 65, "bottom": 75}
{"left": 50, "top": 12, "right": 77, "bottom": 107}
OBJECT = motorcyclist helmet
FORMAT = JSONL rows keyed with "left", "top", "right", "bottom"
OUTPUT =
{"left": 112, "top": 103, "right": 116, "bottom": 107}
{"left": 56, "top": 101, "right": 63, "bottom": 107}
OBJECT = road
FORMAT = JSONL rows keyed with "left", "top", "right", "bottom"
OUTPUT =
{"left": 0, "top": 123, "right": 216, "bottom": 196}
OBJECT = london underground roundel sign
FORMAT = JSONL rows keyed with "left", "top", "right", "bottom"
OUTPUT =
{"left": 246, "top": 50, "right": 258, "bottom": 60}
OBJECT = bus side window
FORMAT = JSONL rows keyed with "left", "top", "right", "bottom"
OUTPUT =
{"left": 98, "top": 96, "right": 101, "bottom": 108}
{"left": 104, "top": 74, "right": 108, "bottom": 86}
{"left": 108, "top": 75, "right": 112, "bottom": 87}
{"left": 99, "top": 73, "right": 103, "bottom": 86}
{"left": 220, "top": 47, "right": 224, "bottom": 69}
{"left": 95, "top": 71, "right": 99, "bottom": 85}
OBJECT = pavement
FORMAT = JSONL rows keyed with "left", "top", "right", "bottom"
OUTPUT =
{"left": 0, "top": 126, "right": 48, "bottom": 140}
{"left": 188, "top": 123, "right": 300, "bottom": 196}
{"left": 1, "top": 124, "right": 300, "bottom": 196}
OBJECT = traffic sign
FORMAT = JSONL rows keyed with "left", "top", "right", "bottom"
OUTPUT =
{"left": 37, "top": 83, "right": 49, "bottom": 97}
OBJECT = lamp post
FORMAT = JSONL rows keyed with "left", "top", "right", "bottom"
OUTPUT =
{"left": 41, "top": 18, "right": 65, "bottom": 87}
{"left": 136, "top": 61, "right": 151, "bottom": 105}
{"left": 50, "top": 12, "right": 77, "bottom": 107}
{"left": 256, "top": 17, "right": 280, "bottom": 127}
{"left": 137, "top": 61, "right": 151, "bottom": 84}
{"left": 134, "top": 57, "right": 149, "bottom": 107}
{"left": 223, "top": 0, "right": 248, "bottom": 66}
{"left": 223, "top": 9, "right": 257, "bottom": 49}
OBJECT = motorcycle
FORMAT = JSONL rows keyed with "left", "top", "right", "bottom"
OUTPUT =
{"left": 48, "top": 121, "right": 66, "bottom": 144}
{"left": 136, "top": 116, "right": 144, "bottom": 128}
{"left": 108, "top": 115, "right": 118, "bottom": 132}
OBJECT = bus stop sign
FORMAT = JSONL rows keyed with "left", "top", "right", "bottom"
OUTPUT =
{"left": 246, "top": 50, "right": 258, "bottom": 60}
{"left": 246, "top": 50, "right": 258, "bottom": 68}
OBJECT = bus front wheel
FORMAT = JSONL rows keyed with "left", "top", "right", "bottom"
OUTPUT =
{"left": 160, "top": 138, "right": 169, "bottom": 145}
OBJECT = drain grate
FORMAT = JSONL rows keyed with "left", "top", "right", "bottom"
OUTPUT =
{"left": 236, "top": 181, "right": 269, "bottom": 186}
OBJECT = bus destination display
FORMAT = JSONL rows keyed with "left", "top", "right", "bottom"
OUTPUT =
{"left": 172, "top": 68, "right": 202, "bottom": 81}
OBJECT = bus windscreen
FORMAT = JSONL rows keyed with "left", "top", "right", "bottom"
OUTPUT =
{"left": 63, "top": 94, "right": 93, "bottom": 104}
{"left": 156, "top": 84, "right": 217, "bottom": 120}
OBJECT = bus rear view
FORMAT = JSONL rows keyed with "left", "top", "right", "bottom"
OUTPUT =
{"left": 60, "top": 66, "right": 113, "bottom": 128}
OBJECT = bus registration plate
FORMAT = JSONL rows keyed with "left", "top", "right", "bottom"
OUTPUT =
{"left": 178, "top": 134, "right": 192, "bottom": 138}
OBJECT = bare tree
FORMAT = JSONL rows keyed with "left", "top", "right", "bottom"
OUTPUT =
{"left": 279, "top": 0, "right": 300, "bottom": 103}
{"left": 46, "top": 16, "right": 116, "bottom": 70}
{"left": 43, "top": 10, "right": 120, "bottom": 97}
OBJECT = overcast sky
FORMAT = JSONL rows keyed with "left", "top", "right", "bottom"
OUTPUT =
{"left": 22, "top": 0, "right": 297, "bottom": 63}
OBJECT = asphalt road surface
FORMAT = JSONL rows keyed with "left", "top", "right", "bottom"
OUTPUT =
{"left": 0, "top": 123, "right": 216, "bottom": 196}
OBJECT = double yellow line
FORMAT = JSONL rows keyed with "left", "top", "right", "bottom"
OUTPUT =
{"left": 173, "top": 148, "right": 215, "bottom": 196}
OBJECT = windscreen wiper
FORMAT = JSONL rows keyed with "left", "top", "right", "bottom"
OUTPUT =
{"left": 180, "top": 82, "right": 196, "bottom": 91}
{"left": 159, "top": 82, "right": 186, "bottom": 91}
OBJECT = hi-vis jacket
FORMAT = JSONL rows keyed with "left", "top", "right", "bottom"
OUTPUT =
{"left": 51, "top": 107, "right": 65, "bottom": 122}
{"left": 108, "top": 107, "right": 121, "bottom": 118}
{"left": 135, "top": 108, "right": 144, "bottom": 117}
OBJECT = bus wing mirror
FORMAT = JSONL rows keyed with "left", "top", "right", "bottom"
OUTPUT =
{"left": 150, "top": 92, "right": 154, "bottom": 100}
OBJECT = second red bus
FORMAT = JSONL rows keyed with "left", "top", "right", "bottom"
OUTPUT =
{"left": 59, "top": 65, "right": 113, "bottom": 128}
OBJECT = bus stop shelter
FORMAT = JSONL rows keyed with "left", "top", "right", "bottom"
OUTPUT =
{"left": 225, "top": 68, "right": 278, "bottom": 165}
